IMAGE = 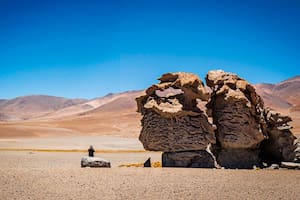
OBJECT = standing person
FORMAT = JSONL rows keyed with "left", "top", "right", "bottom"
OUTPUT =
{"left": 88, "top": 145, "right": 95, "bottom": 157}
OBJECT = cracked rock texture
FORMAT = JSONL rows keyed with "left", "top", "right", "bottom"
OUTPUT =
{"left": 261, "top": 108, "right": 300, "bottom": 163}
{"left": 136, "top": 72, "right": 215, "bottom": 152}
{"left": 206, "top": 70, "right": 266, "bottom": 168}
{"left": 137, "top": 70, "right": 300, "bottom": 169}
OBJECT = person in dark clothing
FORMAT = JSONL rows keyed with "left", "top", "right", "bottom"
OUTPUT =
{"left": 88, "top": 145, "right": 95, "bottom": 157}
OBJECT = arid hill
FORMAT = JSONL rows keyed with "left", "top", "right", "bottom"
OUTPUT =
{"left": 0, "top": 95, "right": 87, "bottom": 121}
{"left": 255, "top": 75, "right": 300, "bottom": 133}
{"left": 0, "top": 91, "right": 143, "bottom": 138}
{"left": 0, "top": 76, "right": 299, "bottom": 138}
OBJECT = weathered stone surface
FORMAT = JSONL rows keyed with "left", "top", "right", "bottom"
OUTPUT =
{"left": 162, "top": 150, "right": 215, "bottom": 168}
{"left": 213, "top": 148, "right": 261, "bottom": 169}
{"left": 261, "top": 108, "right": 300, "bottom": 163}
{"left": 206, "top": 70, "right": 266, "bottom": 149}
{"left": 140, "top": 111, "right": 215, "bottom": 152}
{"left": 136, "top": 70, "right": 300, "bottom": 169}
{"left": 81, "top": 156, "right": 111, "bottom": 168}
{"left": 206, "top": 70, "right": 266, "bottom": 168}
{"left": 137, "top": 72, "right": 210, "bottom": 115}
{"left": 137, "top": 72, "right": 215, "bottom": 152}
{"left": 281, "top": 162, "right": 300, "bottom": 169}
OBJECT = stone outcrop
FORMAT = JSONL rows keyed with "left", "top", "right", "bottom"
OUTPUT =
{"left": 136, "top": 72, "right": 215, "bottom": 152}
{"left": 140, "top": 111, "right": 215, "bottom": 152}
{"left": 137, "top": 70, "right": 300, "bottom": 169}
{"left": 136, "top": 72, "right": 216, "bottom": 167}
{"left": 206, "top": 70, "right": 266, "bottom": 168}
{"left": 260, "top": 108, "right": 300, "bottom": 163}
{"left": 81, "top": 156, "right": 111, "bottom": 168}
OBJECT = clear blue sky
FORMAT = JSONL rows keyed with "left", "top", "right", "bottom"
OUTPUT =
{"left": 0, "top": 0, "right": 299, "bottom": 99}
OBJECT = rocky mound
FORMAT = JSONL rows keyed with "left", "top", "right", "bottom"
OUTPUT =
{"left": 136, "top": 72, "right": 216, "bottom": 167}
{"left": 206, "top": 70, "right": 267, "bottom": 168}
{"left": 136, "top": 70, "right": 300, "bottom": 169}
{"left": 136, "top": 72, "right": 215, "bottom": 152}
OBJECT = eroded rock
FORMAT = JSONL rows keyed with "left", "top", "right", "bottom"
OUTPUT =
{"left": 140, "top": 111, "right": 215, "bottom": 152}
{"left": 206, "top": 70, "right": 266, "bottom": 149}
{"left": 137, "top": 72, "right": 215, "bottom": 152}
{"left": 261, "top": 108, "right": 300, "bottom": 163}
{"left": 206, "top": 70, "right": 266, "bottom": 168}
{"left": 136, "top": 70, "right": 300, "bottom": 169}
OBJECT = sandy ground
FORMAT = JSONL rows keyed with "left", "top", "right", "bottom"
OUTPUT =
{"left": 0, "top": 136, "right": 144, "bottom": 150}
{"left": 0, "top": 151, "right": 299, "bottom": 200}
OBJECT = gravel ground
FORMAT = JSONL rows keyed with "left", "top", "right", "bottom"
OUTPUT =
{"left": 0, "top": 151, "right": 299, "bottom": 200}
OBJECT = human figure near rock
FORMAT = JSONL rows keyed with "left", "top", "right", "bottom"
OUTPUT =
{"left": 88, "top": 145, "right": 95, "bottom": 157}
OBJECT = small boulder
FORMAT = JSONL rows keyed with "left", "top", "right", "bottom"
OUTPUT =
{"left": 144, "top": 157, "right": 151, "bottom": 167}
{"left": 81, "top": 156, "right": 111, "bottom": 168}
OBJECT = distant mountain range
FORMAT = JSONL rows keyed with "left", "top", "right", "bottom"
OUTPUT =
{"left": 0, "top": 76, "right": 299, "bottom": 138}
{"left": 255, "top": 75, "right": 300, "bottom": 135}
{"left": 0, "top": 95, "right": 87, "bottom": 121}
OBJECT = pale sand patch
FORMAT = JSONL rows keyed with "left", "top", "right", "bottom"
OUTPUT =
{"left": 0, "top": 151, "right": 299, "bottom": 200}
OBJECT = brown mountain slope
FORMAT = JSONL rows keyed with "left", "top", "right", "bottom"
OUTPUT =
{"left": 254, "top": 75, "right": 300, "bottom": 134}
{"left": 0, "top": 99, "right": 7, "bottom": 106}
{"left": 40, "top": 91, "right": 143, "bottom": 137}
{"left": 83, "top": 91, "right": 143, "bottom": 113}
{"left": 255, "top": 85, "right": 292, "bottom": 112}
{"left": 36, "top": 91, "right": 142, "bottom": 120}
{"left": 0, "top": 91, "right": 143, "bottom": 138}
{"left": 0, "top": 95, "right": 87, "bottom": 121}
{"left": 255, "top": 75, "right": 300, "bottom": 108}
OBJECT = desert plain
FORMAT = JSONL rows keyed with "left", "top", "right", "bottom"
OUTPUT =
{"left": 1, "top": 76, "right": 300, "bottom": 199}
{"left": 0, "top": 149, "right": 300, "bottom": 200}
{"left": 0, "top": 129, "right": 300, "bottom": 199}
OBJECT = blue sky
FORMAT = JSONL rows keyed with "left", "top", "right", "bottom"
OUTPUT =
{"left": 0, "top": 0, "right": 299, "bottom": 99}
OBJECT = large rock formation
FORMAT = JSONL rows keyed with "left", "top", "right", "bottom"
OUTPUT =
{"left": 261, "top": 108, "right": 300, "bottom": 164}
{"left": 206, "top": 70, "right": 267, "bottom": 168}
{"left": 137, "top": 70, "right": 300, "bottom": 169}
{"left": 136, "top": 72, "right": 216, "bottom": 152}
{"left": 136, "top": 72, "right": 216, "bottom": 167}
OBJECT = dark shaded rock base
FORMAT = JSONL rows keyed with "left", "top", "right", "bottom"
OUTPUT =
{"left": 215, "top": 149, "right": 260, "bottom": 169}
{"left": 162, "top": 150, "right": 215, "bottom": 168}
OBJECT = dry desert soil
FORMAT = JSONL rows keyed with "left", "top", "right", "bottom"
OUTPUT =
{"left": 0, "top": 151, "right": 300, "bottom": 200}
